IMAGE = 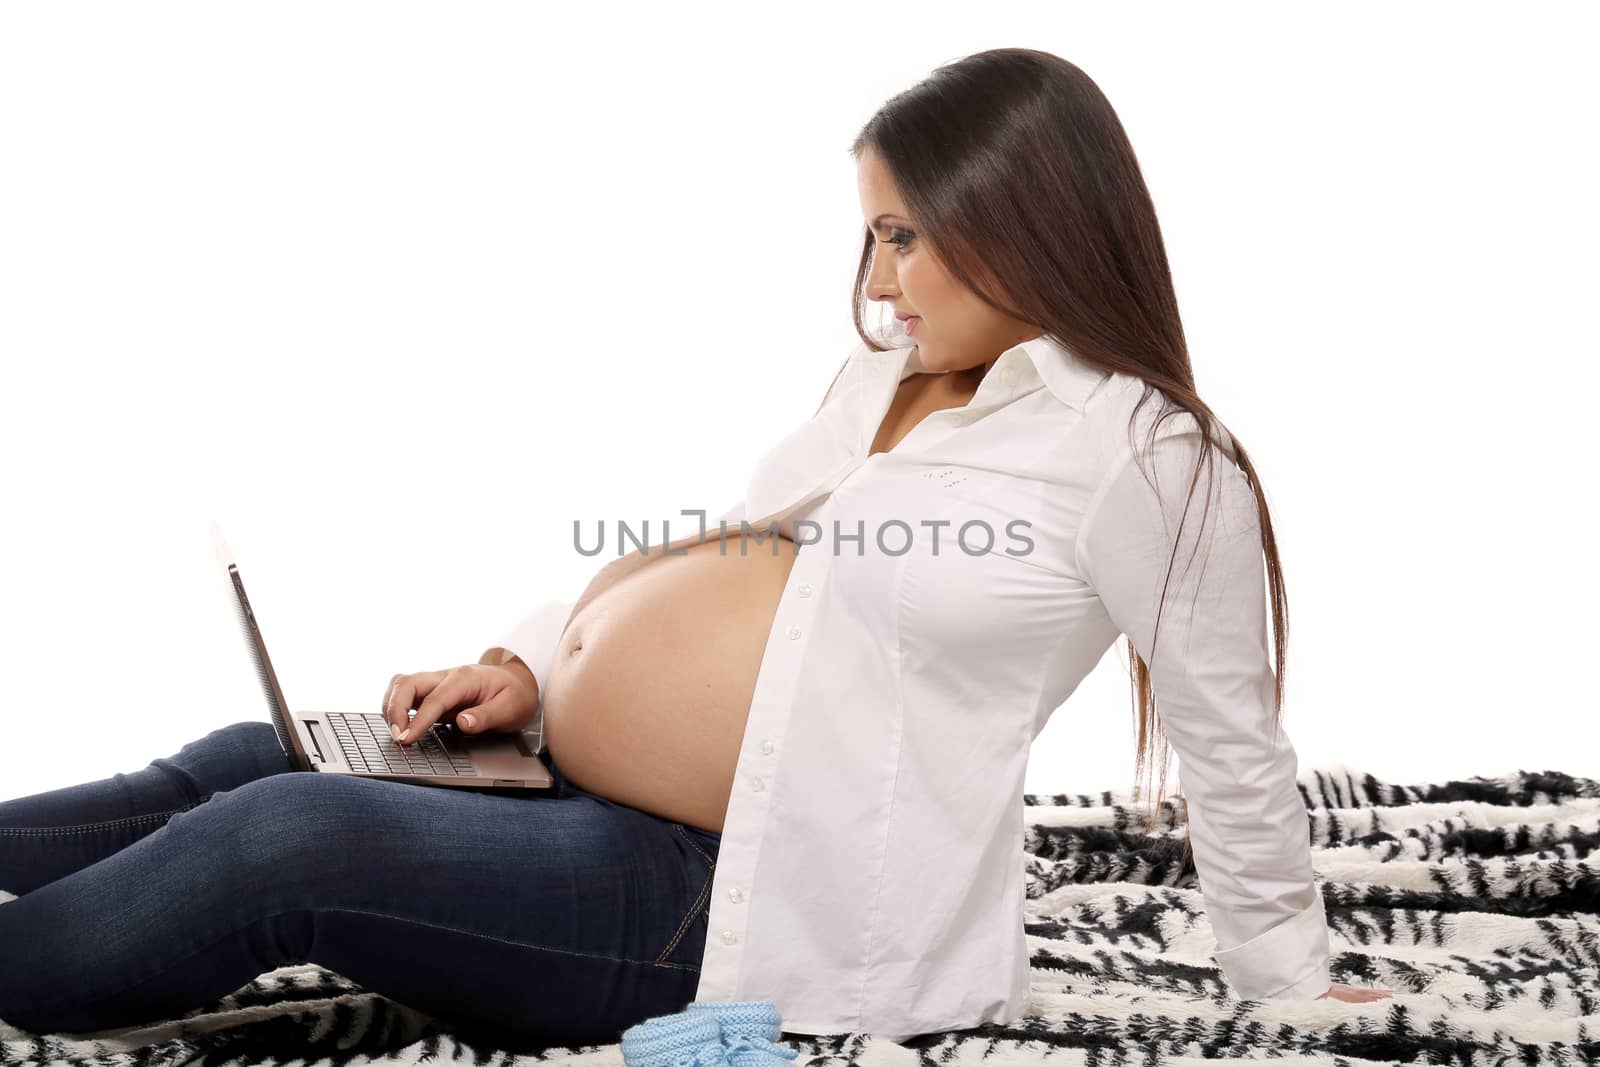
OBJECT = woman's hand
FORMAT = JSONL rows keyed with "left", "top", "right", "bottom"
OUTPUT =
{"left": 383, "top": 663, "right": 539, "bottom": 745}
{"left": 1317, "top": 982, "right": 1396, "bottom": 1002}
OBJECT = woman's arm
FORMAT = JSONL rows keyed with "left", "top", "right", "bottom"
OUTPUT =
{"left": 480, "top": 598, "right": 574, "bottom": 709}
{"left": 1074, "top": 423, "right": 1333, "bottom": 1001}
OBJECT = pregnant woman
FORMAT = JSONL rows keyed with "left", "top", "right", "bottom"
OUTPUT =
{"left": 0, "top": 47, "right": 1392, "bottom": 1047}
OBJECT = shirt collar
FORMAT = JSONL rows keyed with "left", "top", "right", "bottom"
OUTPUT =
{"left": 1020, "top": 333, "right": 1113, "bottom": 412}
{"left": 890, "top": 332, "right": 1111, "bottom": 414}
{"left": 861, "top": 334, "right": 1237, "bottom": 466}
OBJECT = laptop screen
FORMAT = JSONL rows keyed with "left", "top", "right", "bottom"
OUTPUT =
{"left": 209, "top": 518, "right": 302, "bottom": 764}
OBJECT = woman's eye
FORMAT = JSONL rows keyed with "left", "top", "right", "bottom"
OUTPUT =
{"left": 887, "top": 228, "right": 915, "bottom": 253}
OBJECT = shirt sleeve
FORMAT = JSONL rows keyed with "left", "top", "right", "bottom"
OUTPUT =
{"left": 1073, "top": 424, "right": 1332, "bottom": 1001}
{"left": 479, "top": 498, "right": 748, "bottom": 756}
{"left": 479, "top": 599, "right": 572, "bottom": 755}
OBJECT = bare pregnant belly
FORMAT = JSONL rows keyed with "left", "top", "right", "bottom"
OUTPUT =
{"left": 539, "top": 534, "right": 799, "bottom": 833}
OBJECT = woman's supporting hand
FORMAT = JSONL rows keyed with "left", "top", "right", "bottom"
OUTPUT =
{"left": 1317, "top": 982, "right": 1396, "bottom": 1002}
{"left": 383, "top": 663, "right": 539, "bottom": 745}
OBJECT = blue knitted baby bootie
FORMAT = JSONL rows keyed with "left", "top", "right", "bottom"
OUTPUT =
{"left": 685, "top": 1001, "right": 800, "bottom": 1066}
{"left": 621, "top": 1011, "right": 729, "bottom": 1067}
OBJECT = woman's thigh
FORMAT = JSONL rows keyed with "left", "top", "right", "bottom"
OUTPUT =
{"left": 0, "top": 764, "right": 720, "bottom": 1045}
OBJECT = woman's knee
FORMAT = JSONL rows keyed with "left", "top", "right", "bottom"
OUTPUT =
{"left": 198, "top": 720, "right": 285, "bottom": 764}
{"left": 176, "top": 765, "right": 339, "bottom": 837}
{"left": 167, "top": 771, "right": 422, "bottom": 891}
{"left": 151, "top": 721, "right": 294, "bottom": 803}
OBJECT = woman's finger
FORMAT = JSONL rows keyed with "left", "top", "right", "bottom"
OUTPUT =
{"left": 382, "top": 675, "right": 412, "bottom": 739}
{"left": 455, "top": 685, "right": 522, "bottom": 734}
{"left": 1318, "top": 982, "right": 1397, "bottom": 1002}
{"left": 400, "top": 668, "right": 483, "bottom": 744}
{"left": 384, "top": 671, "right": 442, "bottom": 740}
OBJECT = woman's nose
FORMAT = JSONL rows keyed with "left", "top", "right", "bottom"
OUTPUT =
{"left": 866, "top": 266, "right": 898, "bottom": 302}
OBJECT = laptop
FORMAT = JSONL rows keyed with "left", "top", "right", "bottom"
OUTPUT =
{"left": 209, "top": 518, "right": 555, "bottom": 790}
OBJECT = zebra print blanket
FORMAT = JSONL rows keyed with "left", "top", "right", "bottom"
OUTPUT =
{"left": 3, "top": 762, "right": 1596, "bottom": 1066}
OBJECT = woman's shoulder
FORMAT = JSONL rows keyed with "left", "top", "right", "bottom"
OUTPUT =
{"left": 1082, "top": 370, "right": 1238, "bottom": 464}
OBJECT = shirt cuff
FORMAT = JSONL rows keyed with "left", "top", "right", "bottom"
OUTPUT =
{"left": 1211, "top": 892, "right": 1333, "bottom": 1000}
{"left": 479, "top": 598, "right": 574, "bottom": 755}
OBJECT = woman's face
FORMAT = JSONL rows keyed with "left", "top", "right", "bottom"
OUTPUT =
{"left": 855, "top": 147, "right": 1042, "bottom": 378}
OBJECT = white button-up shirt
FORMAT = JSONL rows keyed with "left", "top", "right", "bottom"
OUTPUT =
{"left": 481, "top": 334, "right": 1332, "bottom": 1041}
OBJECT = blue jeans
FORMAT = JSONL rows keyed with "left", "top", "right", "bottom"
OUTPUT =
{"left": 0, "top": 720, "right": 722, "bottom": 1046}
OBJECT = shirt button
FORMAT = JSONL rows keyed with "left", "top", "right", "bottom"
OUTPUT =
{"left": 728, "top": 886, "right": 744, "bottom": 903}
{"left": 787, "top": 626, "right": 802, "bottom": 640}
{"left": 721, "top": 929, "right": 738, "bottom": 945}
{"left": 760, "top": 738, "right": 775, "bottom": 755}
{"left": 751, "top": 775, "right": 765, "bottom": 792}
{"left": 798, "top": 582, "right": 813, "bottom": 597}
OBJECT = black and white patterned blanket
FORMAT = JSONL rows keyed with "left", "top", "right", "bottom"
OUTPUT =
{"left": 3, "top": 762, "right": 1596, "bottom": 1066}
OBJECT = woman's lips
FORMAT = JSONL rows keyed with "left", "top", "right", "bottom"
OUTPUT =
{"left": 904, "top": 316, "right": 920, "bottom": 336}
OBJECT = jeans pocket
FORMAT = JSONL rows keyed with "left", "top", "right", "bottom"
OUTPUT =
{"left": 654, "top": 823, "right": 717, "bottom": 970}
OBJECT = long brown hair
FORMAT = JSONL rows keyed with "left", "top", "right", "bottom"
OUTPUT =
{"left": 846, "top": 48, "right": 1289, "bottom": 870}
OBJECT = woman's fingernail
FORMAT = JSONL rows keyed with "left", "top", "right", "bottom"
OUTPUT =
{"left": 459, "top": 714, "right": 475, "bottom": 729}
{"left": 390, "top": 723, "right": 401, "bottom": 742}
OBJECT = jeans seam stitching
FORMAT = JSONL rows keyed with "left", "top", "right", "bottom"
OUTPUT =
{"left": 656, "top": 873, "right": 713, "bottom": 965}
{"left": 675, "top": 823, "right": 716, "bottom": 868}
{"left": 657, "top": 823, "right": 716, "bottom": 966}
{"left": 0, "top": 802, "right": 205, "bottom": 837}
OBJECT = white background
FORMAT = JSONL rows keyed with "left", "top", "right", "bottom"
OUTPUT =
{"left": 2, "top": 3, "right": 1595, "bottom": 806}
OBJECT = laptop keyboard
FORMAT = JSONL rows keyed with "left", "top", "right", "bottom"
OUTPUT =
{"left": 327, "top": 712, "right": 475, "bottom": 777}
